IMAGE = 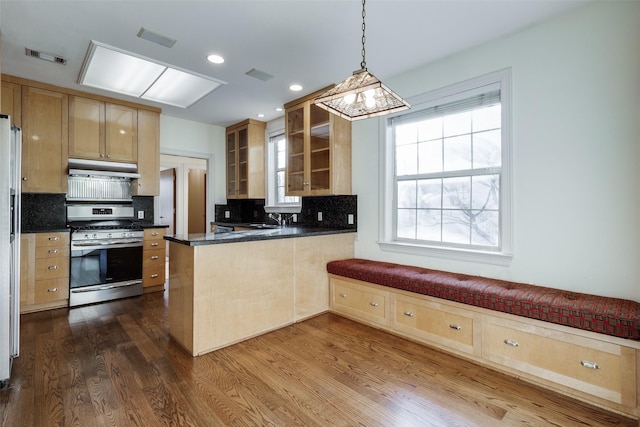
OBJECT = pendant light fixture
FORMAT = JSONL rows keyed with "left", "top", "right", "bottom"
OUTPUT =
{"left": 315, "top": 0, "right": 410, "bottom": 120}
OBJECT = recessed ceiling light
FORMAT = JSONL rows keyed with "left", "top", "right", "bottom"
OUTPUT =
{"left": 207, "top": 54, "right": 224, "bottom": 64}
{"left": 289, "top": 84, "right": 303, "bottom": 91}
{"left": 257, "top": 113, "right": 265, "bottom": 118}
{"left": 275, "top": 107, "right": 283, "bottom": 112}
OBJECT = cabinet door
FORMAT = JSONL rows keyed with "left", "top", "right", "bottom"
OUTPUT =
{"left": 237, "top": 127, "right": 249, "bottom": 197}
{"left": 226, "top": 130, "right": 238, "bottom": 198}
{"left": 21, "top": 86, "right": 68, "bottom": 193}
{"left": 308, "top": 103, "right": 330, "bottom": 192}
{"left": 1, "top": 81, "right": 22, "bottom": 127}
{"left": 133, "top": 110, "right": 160, "bottom": 196}
{"left": 69, "top": 96, "right": 104, "bottom": 160}
{"left": 105, "top": 103, "right": 137, "bottom": 162}
{"left": 286, "top": 104, "right": 306, "bottom": 195}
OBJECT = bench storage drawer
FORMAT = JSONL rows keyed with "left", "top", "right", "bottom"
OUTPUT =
{"left": 330, "top": 277, "right": 390, "bottom": 327}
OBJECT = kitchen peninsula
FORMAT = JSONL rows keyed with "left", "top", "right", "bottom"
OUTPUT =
{"left": 165, "top": 227, "right": 355, "bottom": 356}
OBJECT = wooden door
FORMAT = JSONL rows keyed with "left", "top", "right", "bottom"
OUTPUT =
{"left": 21, "top": 86, "right": 68, "bottom": 193}
{"left": 188, "top": 169, "right": 206, "bottom": 234}
{"left": 68, "top": 96, "right": 104, "bottom": 160}
{"left": 105, "top": 103, "right": 137, "bottom": 162}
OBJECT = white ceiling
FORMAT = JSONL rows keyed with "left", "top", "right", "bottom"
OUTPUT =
{"left": 1, "top": 0, "right": 589, "bottom": 128}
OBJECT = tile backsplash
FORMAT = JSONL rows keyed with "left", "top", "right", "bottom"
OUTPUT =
{"left": 215, "top": 195, "right": 357, "bottom": 229}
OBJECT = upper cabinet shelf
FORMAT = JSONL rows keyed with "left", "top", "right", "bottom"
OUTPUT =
{"left": 226, "top": 119, "right": 266, "bottom": 199}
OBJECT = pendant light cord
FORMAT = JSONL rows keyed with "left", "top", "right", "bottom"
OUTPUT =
{"left": 360, "top": 0, "right": 367, "bottom": 70}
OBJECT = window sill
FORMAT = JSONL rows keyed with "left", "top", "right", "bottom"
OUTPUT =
{"left": 264, "top": 205, "right": 302, "bottom": 214}
{"left": 378, "top": 241, "right": 513, "bottom": 266}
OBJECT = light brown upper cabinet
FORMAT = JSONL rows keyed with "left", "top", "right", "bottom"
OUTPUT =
{"left": 132, "top": 109, "right": 160, "bottom": 196}
{"left": 69, "top": 96, "right": 138, "bottom": 163}
{"left": 284, "top": 87, "right": 351, "bottom": 196}
{"left": 1, "top": 81, "right": 22, "bottom": 127}
{"left": 225, "top": 119, "right": 266, "bottom": 199}
{"left": 21, "top": 86, "right": 68, "bottom": 193}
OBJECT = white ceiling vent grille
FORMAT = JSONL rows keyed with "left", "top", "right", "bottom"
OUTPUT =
{"left": 245, "top": 68, "right": 274, "bottom": 82}
{"left": 25, "top": 48, "right": 67, "bottom": 65}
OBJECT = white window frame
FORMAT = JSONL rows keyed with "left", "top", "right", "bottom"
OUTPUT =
{"left": 379, "top": 69, "right": 513, "bottom": 265}
{"left": 264, "top": 120, "right": 301, "bottom": 213}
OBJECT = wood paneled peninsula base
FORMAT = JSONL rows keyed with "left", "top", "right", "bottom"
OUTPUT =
{"left": 165, "top": 228, "right": 355, "bottom": 356}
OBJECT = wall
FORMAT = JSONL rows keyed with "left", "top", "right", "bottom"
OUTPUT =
{"left": 352, "top": 1, "right": 640, "bottom": 301}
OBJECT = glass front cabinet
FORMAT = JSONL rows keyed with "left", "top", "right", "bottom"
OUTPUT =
{"left": 225, "top": 119, "right": 266, "bottom": 199}
{"left": 284, "top": 87, "right": 352, "bottom": 196}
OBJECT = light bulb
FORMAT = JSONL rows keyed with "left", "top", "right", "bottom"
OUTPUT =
{"left": 343, "top": 93, "right": 356, "bottom": 104}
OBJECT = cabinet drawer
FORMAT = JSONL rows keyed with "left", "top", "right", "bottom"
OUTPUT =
{"left": 482, "top": 316, "right": 637, "bottom": 407}
{"left": 330, "top": 278, "right": 389, "bottom": 326}
{"left": 394, "top": 294, "right": 478, "bottom": 356}
{"left": 35, "top": 232, "right": 69, "bottom": 247}
{"left": 35, "top": 245, "right": 69, "bottom": 259}
{"left": 144, "top": 238, "right": 165, "bottom": 251}
{"left": 34, "top": 278, "right": 69, "bottom": 304}
{"left": 143, "top": 265, "right": 165, "bottom": 287}
{"left": 35, "top": 256, "right": 69, "bottom": 280}
{"left": 143, "top": 248, "right": 165, "bottom": 268}
{"left": 144, "top": 228, "right": 166, "bottom": 240}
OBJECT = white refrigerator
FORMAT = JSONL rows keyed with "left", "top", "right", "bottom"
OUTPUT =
{"left": 0, "top": 114, "right": 21, "bottom": 387}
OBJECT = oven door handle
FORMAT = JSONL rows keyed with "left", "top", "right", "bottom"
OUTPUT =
{"left": 71, "top": 240, "right": 144, "bottom": 250}
{"left": 70, "top": 280, "right": 143, "bottom": 293}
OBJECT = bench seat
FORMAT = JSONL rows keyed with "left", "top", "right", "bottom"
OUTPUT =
{"left": 327, "top": 258, "right": 640, "bottom": 340}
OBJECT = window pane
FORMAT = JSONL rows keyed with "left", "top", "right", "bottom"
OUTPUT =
{"left": 397, "top": 180, "right": 417, "bottom": 208}
{"left": 443, "top": 135, "right": 471, "bottom": 172}
{"left": 277, "top": 186, "right": 285, "bottom": 203}
{"left": 397, "top": 209, "right": 416, "bottom": 239}
{"left": 418, "top": 140, "right": 442, "bottom": 174}
{"left": 395, "top": 122, "right": 418, "bottom": 145}
{"left": 417, "top": 179, "right": 441, "bottom": 209}
{"left": 471, "top": 175, "right": 499, "bottom": 210}
{"left": 473, "top": 130, "right": 501, "bottom": 168}
{"left": 277, "top": 170, "right": 285, "bottom": 188}
{"left": 443, "top": 177, "right": 470, "bottom": 209}
{"left": 417, "top": 117, "right": 442, "bottom": 141}
{"left": 396, "top": 143, "right": 418, "bottom": 176}
{"left": 471, "top": 209, "right": 499, "bottom": 246}
{"left": 473, "top": 105, "right": 501, "bottom": 132}
{"left": 443, "top": 110, "right": 471, "bottom": 137}
{"left": 417, "top": 209, "right": 441, "bottom": 241}
{"left": 442, "top": 210, "right": 470, "bottom": 244}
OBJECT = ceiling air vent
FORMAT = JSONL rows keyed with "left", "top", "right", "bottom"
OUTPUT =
{"left": 25, "top": 48, "right": 67, "bottom": 65}
{"left": 245, "top": 68, "right": 274, "bottom": 82}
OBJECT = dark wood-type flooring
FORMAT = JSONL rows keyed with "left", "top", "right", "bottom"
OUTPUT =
{"left": 0, "top": 291, "right": 636, "bottom": 426}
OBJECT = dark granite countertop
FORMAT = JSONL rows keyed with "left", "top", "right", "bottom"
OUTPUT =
{"left": 21, "top": 227, "right": 70, "bottom": 234}
{"left": 165, "top": 226, "right": 356, "bottom": 247}
{"left": 138, "top": 223, "right": 170, "bottom": 229}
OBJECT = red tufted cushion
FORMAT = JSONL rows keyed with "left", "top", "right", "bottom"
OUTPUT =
{"left": 327, "top": 258, "right": 640, "bottom": 340}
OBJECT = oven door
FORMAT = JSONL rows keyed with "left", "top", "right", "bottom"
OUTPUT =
{"left": 69, "top": 243, "right": 143, "bottom": 307}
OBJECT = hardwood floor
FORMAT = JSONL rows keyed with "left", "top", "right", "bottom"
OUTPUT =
{"left": 0, "top": 291, "right": 636, "bottom": 427}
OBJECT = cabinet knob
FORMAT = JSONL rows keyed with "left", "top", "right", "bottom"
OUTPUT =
{"left": 449, "top": 324, "right": 462, "bottom": 330}
{"left": 48, "top": 265, "right": 58, "bottom": 270}
{"left": 150, "top": 274, "right": 159, "bottom": 278}
{"left": 47, "top": 287, "right": 58, "bottom": 293}
{"left": 48, "top": 249, "right": 58, "bottom": 254}
{"left": 151, "top": 232, "right": 159, "bottom": 236}
{"left": 107, "top": 154, "right": 111, "bottom": 158}
{"left": 403, "top": 311, "right": 415, "bottom": 317}
{"left": 48, "top": 236, "right": 59, "bottom": 241}
{"left": 100, "top": 154, "right": 105, "bottom": 158}
{"left": 580, "top": 360, "right": 599, "bottom": 370}
{"left": 151, "top": 255, "right": 159, "bottom": 260}
{"left": 339, "top": 293, "right": 347, "bottom": 298}
{"left": 503, "top": 339, "right": 519, "bottom": 347}
{"left": 369, "top": 302, "right": 379, "bottom": 307}
{"left": 22, "top": 177, "right": 27, "bottom": 181}
{"left": 151, "top": 242, "right": 159, "bottom": 247}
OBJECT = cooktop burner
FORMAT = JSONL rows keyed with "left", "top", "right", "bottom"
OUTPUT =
{"left": 68, "top": 220, "right": 144, "bottom": 232}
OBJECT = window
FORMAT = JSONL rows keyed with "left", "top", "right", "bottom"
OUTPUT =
{"left": 380, "top": 69, "right": 512, "bottom": 264}
{"left": 265, "top": 129, "right": 301, "bottom": 212}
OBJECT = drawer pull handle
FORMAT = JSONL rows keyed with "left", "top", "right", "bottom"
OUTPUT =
{"left": 369, "top": 302, "right": 379, "bottom": 307}
{"left": 48, "top": 236, "right": 59, "bottom": 241}
{"left": 404, "top": 311, "right": 415, "bottom": 317}
{"left": 48, "top": 265, "right": 58, "bottom": 270}
{"left": 151, "top": 232, "right": 159, "bottom": 236}
{"left": 48, "top": 249, "right": 58, "bottom": 254}
{"left": 151, "top": 256, "right": 159, "bottom": 260}
{"left": 151, "top": 242, "right": 159, "bottom": 247}
{"left": 47, "top": 288, "right": 58, "bottom": 293}
{"left": 580, "top": 360, "right": 599, "bottom": 370}
{"left": 340, "top": 293, "right": 347, "bottom": 298}
{"left": 504, "top": 339, "right": 519, "bottom": 347}
{"left": 449, "top": 324, "right": 462, "bottom": 330}
{"left": 150, "top": 274, "right": 159, "bottom": 278}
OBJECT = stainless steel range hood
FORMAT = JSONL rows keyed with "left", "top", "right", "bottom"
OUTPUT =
{"left": 68, "top": 158, "right": 141, "bottom": 179}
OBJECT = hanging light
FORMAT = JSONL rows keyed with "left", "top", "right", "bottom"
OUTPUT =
{"left": 315, "top": 0, "right": 410, "bottom": 121}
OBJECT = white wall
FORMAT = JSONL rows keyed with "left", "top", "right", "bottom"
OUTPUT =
{"left": 353, "top": 1, "right": 640, "bottom": 301}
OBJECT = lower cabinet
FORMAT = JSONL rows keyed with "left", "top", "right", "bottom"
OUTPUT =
{"left": 143, "top": 228, "right": 167, "bottom": 291}
{"left": 328, "top": 275, "right": 640, "bottom": 418}
{"left": 20, "top": 232, "right": 70, "bottom": 313}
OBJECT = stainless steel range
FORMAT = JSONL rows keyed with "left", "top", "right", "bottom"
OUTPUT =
{"left": 67, "top": 204, "right": 144, "bottom": 307}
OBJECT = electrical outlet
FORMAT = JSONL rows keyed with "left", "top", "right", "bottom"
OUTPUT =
{"left": 137, "top": 210, "right": 144, "bottom": 219}
{"left": 348, "top": 214, "right": 354, "bottom": 225}
{"left": 317, "top": 212, "right": 323, "bottom": 221}
{"left": 292, "top": 214, "right": 297, "bottom": 222}
{"left": 225, "top": 210, "right": 230, "bottom": 219}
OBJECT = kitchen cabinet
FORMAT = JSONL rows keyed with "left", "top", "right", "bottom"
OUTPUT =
{"left": 21, "top": 86, "right": 68, "bottom": 193}
{"left": 142, "top": 228, "right": 166, "bottom": 292}
{"left": 1, "top": 81, "right": 21, "bottom": 126}
{"left": 284, "top": 87, "right": 351, "bottom": 196}
{"left": 69, "top": 96, "right": 138, "bottom": 163}
{"left": 225, "top": 119, "right": 265, "bottom": 199}
{"left": 132, "top": 109, "right": 160, "bottom": 196}
{"left": 330, "top": 276, "right": 391, "bottom": 327}
{"left": 20, "top": 232, "right": 70, "bottom": 313}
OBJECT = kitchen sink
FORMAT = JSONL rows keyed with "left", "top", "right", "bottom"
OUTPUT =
{"left": 246, "top": 223, "right": 281, "bottom": 229}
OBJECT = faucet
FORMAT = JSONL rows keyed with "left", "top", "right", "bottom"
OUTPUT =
{"left": 268, "top": 213, "right": 286, "bottom": 227}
